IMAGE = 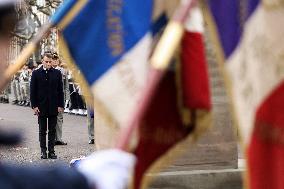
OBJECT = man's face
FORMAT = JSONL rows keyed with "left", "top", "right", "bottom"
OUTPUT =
{"left": 52, "top": 58, "right": 59, "bottom": 68}
{"left": 42, "top": 56, "right": 52, "bottom": 69}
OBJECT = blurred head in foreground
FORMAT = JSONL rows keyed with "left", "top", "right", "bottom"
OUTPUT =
{"left": 0, "top": 0, "right": 17, "bottom": 91}
{"left": 0, "top": 1, "right": 21, "bottom": 145}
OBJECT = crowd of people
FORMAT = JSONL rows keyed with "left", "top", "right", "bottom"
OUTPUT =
{"left": 0, "top": 53, "right": 88, "bottom": 116}
{"left": 0, "top": 51, "right": 95, "bottom": 148}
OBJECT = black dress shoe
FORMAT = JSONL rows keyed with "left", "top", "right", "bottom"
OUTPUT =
{"left": 20, "top": 100, "right": 26, "bottom": 106}
{"left": 41, "top": 152, "right": 47, "bottom": 159}
{"left": 24, "top": 101, "right": 30, "bottom": 107}
{"left": 88, "top": 139, "right": 94, "bottom": 144}
{"left": 12, "top": 100, "right": 18, "bottom": 104}
{"left": 48, "top": 152, "right": 57, "bottom": 159}
{"left": 55, "top": 141, "right": 67, "bottom": 145}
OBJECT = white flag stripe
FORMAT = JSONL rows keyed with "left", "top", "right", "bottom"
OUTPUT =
{"left": 92, "top": 34, "right": 152, "bottom": 127}
{"left": 226, "top": 5, "right": 284, "bottom": 144}
{"left": 185, "top": 7, "right": 204, "bottom": 33}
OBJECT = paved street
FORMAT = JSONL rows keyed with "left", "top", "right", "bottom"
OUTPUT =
{"left": 0, "top": 103, "right": 95, "bottom": 165}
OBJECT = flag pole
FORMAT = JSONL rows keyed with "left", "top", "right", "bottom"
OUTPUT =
{"left": 116, "top": 0, "right": 197, "bottom": 150}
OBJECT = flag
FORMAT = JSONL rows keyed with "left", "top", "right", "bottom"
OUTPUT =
{"left": 203, "top": 0, "right": 284, "bottom": 188}
{"left": 132, "top": 7, "right": 211, "bottom": 189}
{"left": 51, "top": 0, "right": 153, "bottom": 130}
{"left": 52, "top": 1, "right": 211, "bottom": 188}
{"left": 53, "top": 0, "right": 153, "bottom": 83}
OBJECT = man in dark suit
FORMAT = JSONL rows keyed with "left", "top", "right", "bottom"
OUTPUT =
{"left": 30, "top": 52, "right": 64, "bottom": 159}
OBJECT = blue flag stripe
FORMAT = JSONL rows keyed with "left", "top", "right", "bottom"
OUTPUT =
{"left": 53, "top": 0, "right": 153, "bottom": 85}
{"left": 151, "top": 13, "right": 168, "bottom": 36}
{"left": 208, "top": 0, "right": 260, "bottom": 58}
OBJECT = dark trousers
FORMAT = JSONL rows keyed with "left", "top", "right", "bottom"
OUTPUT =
{"left": 78, "top": 95, "right": 86, "bottom": 109}
{"left": 38, "top": 116, "right": 57, "bottom": 153}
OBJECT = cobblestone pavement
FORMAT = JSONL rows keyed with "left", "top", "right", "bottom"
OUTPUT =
{"left": 0, "top": 103, "right": 95, "bottom": 166}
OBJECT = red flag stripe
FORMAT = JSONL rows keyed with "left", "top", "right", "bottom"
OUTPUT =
{"left": 248, "top": 80, "right": 284, "bottom": 189}
{"left": 181, "top": 31, "right": 211, "bottom": 110}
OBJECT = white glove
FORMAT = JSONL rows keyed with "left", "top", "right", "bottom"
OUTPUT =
{"left": 78, "top": 149, "right": 136, "bottom": 189}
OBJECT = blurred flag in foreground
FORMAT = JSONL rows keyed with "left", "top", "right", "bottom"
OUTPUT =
{"left": 51, "top": 0, "right": 153, "bottom": 127}
{"left": 52, "top": 1, "right": 211, "bottom": 188}
{"left": 132, "top": 6, "right": 211, "bottom": 188}
{"left": 204, "top": 0, "right": 284, "bottom": 188}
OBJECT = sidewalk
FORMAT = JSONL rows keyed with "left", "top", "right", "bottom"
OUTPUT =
{"left": 0, "top": 103, "right": 95, "bottom": 165}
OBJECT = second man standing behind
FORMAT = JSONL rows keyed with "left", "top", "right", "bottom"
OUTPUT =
{"left": 52, "top": 52, "right": 67, "bottom": 145}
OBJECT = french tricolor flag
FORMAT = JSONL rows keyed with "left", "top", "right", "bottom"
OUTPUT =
{"left": 206, "top": 0, "right": 284, "bottom": 188}
{"left": 51, "top": 0, "right": 154, "bottom": 136}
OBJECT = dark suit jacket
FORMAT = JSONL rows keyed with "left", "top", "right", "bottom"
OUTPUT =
{"left": 0, "top": 164, "right": 91, "bottom": 189}
{"left": 30, "top": 67, "right": 64, "bottom": 117}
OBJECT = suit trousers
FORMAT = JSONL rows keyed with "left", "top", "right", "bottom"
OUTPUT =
{"left": 16, "top": 81, "right": 23, "bottom": 101}
{"left": 38, "top": 115, "right": 57, "bottom": 153}
{"left": 87, "top": 110, "right": 94, "bottom": 140}
{"left": 12, "top": 80, "right": 19, "bottom": 101}
{"left": 55, "top": 112, "right": 63, "bottom": 142}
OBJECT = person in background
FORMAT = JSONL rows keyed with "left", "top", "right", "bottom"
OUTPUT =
{"left": 76, "top": 85, "right": 87, "bottom": 116}
{"left": 60, "top": 61, "right": 71, "bottom": 113}
{"left": 87, "top": 108, "right": 94, "bottom": 144}
{"left": 68, "top": 71, "right": 79, "bottom": 114}
{"left": 0, "top": 87, "right": 9, "bottom": 103}
{"left": 11, "top": 73, "right": 20, "bottom": 104}
{"left": 52, "top": 52, "right": 67, "bottom": 146}
{"left": 24, "top": 59, "right": 35, "bottom": 107}
{"left": 35, "top": 61, "right": 42, "bottom": 69}
{"left": 19, "top": 65, "right": 30, "bottom": 106}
